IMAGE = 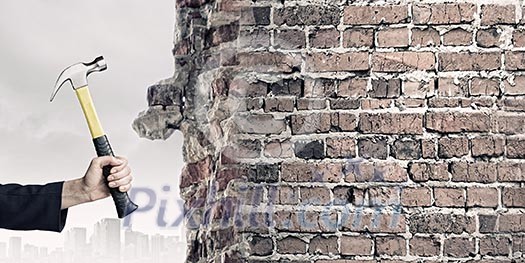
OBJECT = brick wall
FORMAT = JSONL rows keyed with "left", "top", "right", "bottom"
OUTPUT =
{"left": 133, "top": 0, "right": 525, "bottom": 262}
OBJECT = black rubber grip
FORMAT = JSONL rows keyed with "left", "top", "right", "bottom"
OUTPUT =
{"left": 93, "top": 135, "right": 138, "bottom": 218}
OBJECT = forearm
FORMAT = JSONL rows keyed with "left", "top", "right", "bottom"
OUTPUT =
{"left": 61, "top": 178, "right": 91, "bottom": 209}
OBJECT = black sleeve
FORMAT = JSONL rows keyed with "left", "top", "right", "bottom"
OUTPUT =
{"left": 0, "top": 182, "right": 68, "bottom": 232}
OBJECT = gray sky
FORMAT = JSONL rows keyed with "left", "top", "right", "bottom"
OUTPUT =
{"left": 0, "top": 0, "right": 185, "bottom": 251}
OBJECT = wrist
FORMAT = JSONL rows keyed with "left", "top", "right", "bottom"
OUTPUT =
{"left": 61, "top": 178, "right": 92, "bottom": 209}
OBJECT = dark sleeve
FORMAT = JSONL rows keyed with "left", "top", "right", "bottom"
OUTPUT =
{"left": 0, "top": 182, "right": 68, "bottom": 232}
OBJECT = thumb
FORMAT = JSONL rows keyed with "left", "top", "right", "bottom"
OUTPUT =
{"left": 94, "top": 156, "right": 123, "bottom": 168}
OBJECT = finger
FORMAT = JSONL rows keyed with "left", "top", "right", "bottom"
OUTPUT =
{"left": 108, "top": 166, "right": 131, "bottom": 181}
{"left": 110, "top": 157, "right": 128, "bottom": 173}
{"left": 118, "top": 183, "right": 132, "bottom": 192}
{"left": 93, "top": 156, "right": 123, "bottom": 168}
{"left": 108, "top": 174, "right": 133, "bottom": 188}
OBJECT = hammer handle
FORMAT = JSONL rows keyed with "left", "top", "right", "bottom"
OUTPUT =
{"left": 93, "top": 135, "right": 138, "bottom": 218}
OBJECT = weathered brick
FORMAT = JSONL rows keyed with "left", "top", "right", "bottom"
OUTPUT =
{"left": 505, "top": 51, "right": 525, "bottom": 70}
{"left": 181, "top": 157, "right": 212, "bottom": 188}
{"left": 264, "top": 97, "right": 294, "bottom": 112}
{"left": 425, "top": 111, "right": 491, "bottom": 133}
{"left": 502, "top": 188, "right": 525, "bottom": 207}
{"left": 222, "top": 139, "right": 261, "bottom": 159}
{"left": 332, "top": 112, "right": 358, "bottom": 132}
{"left": 306, "top": 52, "right": 369, "bottom": 72}
{"left": 276, "top": 236, "right": 307, "bottom": 254}
{"left": 507, "top": 137, "right": 525, "bottom": 158}
{"left": 310, "top": 28, "right": 340, "bottom": 49}
{"left": 340, "top": 236, "right": 373, "bottom": 256}
{"left": 274, "top": 210, "right": 338, "bottom": 232}
{"left": 282, "top": 162, "right": 343, "bottom": 183}
{"left": 229, "top": 78, "right": 267, "bottom": 97}
{"left": 296, "top": 98, "right": 326, "bottom": 110}
{"left": 481, "top": 4, "right": 516, "bottom": 25}
{"left": 409, "top": 213, "right": 475, "bottom": 234}
{"left": 358, "top": 137, "right": 388, "bottom": 159}
{"left": 309, "top": 235, "right": 338, "bottom": 255}
{"left": 326, "top": 137, "right": 356, "bottom": 158}
{"left": 238, "top": 52, "right": 302, "bottom": 73}
{"left": 360, "top": 112, "right": 423, "bottom": 134}
{"left": 330, "top": 98, "right": 359, "bottom": 110}
{"left": 503, "top": 97, "right": 525, "bottom": 112}
{"left": 368, "top": 187, "right": 401, "bottom": 206}
{"left": 372, "top": 52, "right": 435, "bottom": 72}
{"left": 375, "top": 236, "right": 406, "bottom": 256}
{"left": 304, "top": 78, "right": 335, "bottom": 97}
{"left": 467, "top": 187, "right": 499, "bottom": 208}
{"left": 377, "top": 27, "right": 409, "bottom": 47}
{"left": 264, "top": 139, "right": 294, "bottom": 158}
{"left": 340, "top": 212, "right": 406, "bottom": 233}
{"left": 239, "top": 29, "right": 270, "bottom": 48}
{"left": 403, "top": 80, "right": 435, "bottom": 98}
{"left": 411, "top": 27, "right": 440, "bottom": 47}
{"left": 338, "top": 78, "right": 368, "bottom": 98}
{"left": 274, "top": 29, "right": 306, "bottom": 49}
{"left": 471, "top": 135, "right": 504, "bottom": 157}
{"left": 513, "top": 29, "right": 525, "bottom": 47}
{"left": 421, "top": 139, "right": 437, "bottom": 159}
{"left": 513, "top": 235, "right": 525, "bottom": 253}
{"left": 444, "top": 237, "right": 475, "bottom": 257}
{"left": 401, "top": 187, "right": 432, "bottom": 207}
{"left": 408, "top": 162, "right": 448, "bottom": 182}
{"left": 409, "top": 236, "right": 440, "bottom": 257}
{"left": 249, "top": 236, "right": 273, "bottom": 256}
{"left": 391, "top": 138, "right": 421, "bottom": 160}
{"left": 499, "top": 214, "right": 525, "bottom": 232}
{"left": 206, "top": 22, "right": 239, "bottom": 47}
{"left": 434, "top": 187, "right": 465, "bottom": 207}
{"left": 291, "top": 113, "right": 331, "bottom": 135}
{"left": 497, "top": 161, "right": 525, "bottom": 182}
{"left": 269, "top": 185, "right": 299, "bottom": 205}
{"left": 274, "top": 6, "right": 339, "bottom": 26}
{"left": 413, "top": 3, "right": 476, "bottom": 25}
{"left": 294, "top": 140, "right": 325, "bottom": 159}
{"left": 480, "top": 236, "right": 510, "bottom": 256}
{"left": 477, "top": 28, "right": 501, "bottom": 48}
{"left": 268, "top": 78, "right": 303, "bottom": 96}
{"left": 470, "top": 77, "right": 500, "bottom": 96}
{"left": 428, "top": 97, "right": 460, "bottom": 108}
{"left": 439, "top": 52, "right": 501, "bottom": 71}
{"left": 438, "top": 137, "right": 469, "bottom": 158}
{"left": 333, "top": 186, "right": 365, "bottom": 206}
{"left": 437, "top": 77, "right": 468, "bottom": 97}
{"left": 343, "top": 28, "right": 374, "bottom": 48}
{"left": 361, "top": 99, "right": 392, "bottom": 110}
{"left": 479, "top": 214, "right": 498, "bottom": 233}
{"left": 343, "top": 5, "right": 408, "bottom": 25}
{"left": 234, "top": 114, "right": 286, "bottom": 134}
{"left": 450, "top": 161, "right": 498, "bottom": 183}
{"left": 495, "top": 112, "right": 525, "bottom": 134}
{"left": 442, "top": 28, "right": 472, "bottom": 46}
{"left": 505, "top": 75, "right": 525, "bottom": 95}
{"left": 370, "top": 78, "right": 401, "bottom": 98}
{"left": 344, "top": 161, "right": 407, "bottom": 183}
{"left": 301, "top": 186, "right": 331, "bottom": 205}
{"left": 240, "top": 7, "right": 271, "bottom": 25}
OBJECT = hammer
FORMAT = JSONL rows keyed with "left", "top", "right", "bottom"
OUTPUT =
{"left": 50, "top": 56, "right": 138, "bottom": 218}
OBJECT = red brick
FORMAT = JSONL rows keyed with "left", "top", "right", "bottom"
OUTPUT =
{"left": 326, "top": 137, "right": 356, "bottom": 158}
{"left": 282, "top": 162, "right": 341, "bottom": 183}
{"left": 439, "top": 52, "right": 501, "bottom": 71}
{"left": 401, "top": 187, "right": 432, "bottom": 207}
{"left": 333, "top": 186, "right": 365, "bottom": 206}
{"left": 372, "top": 52, "right": 435, "bottom": 72}
{"left": 368, "top": 187, "right": 401, "bottom": 206}
{"left": 450, "top": 161, "right": 497, "bottom": 183}
{"left": 377, "top": 27, "right": 409, "bottom": 47}
{"left": 376, "top": 236, "right": 406, "bottom": 256}
{"left": 370, "top": 78, "right": 401, "bottom": 98}
{"left": 505, "top": 75, "right": 525, "bottom": 95}
{"left": 499, "top": 214, "right": 525, "bottom": 232}
{"left": 264, "top": 139, "right": 294, "bottom": 158}
{"left": 479, "top": 236, "right": 511, "bottom": 256}
{"left": 471, "top": 135, "right": 505, "bottom": 157}
{"left": 270, "top": 185, "right": 299, "bottom": 205}
{"left": 361, "top": 99, "right": 392, "bottom": 110}
{"left": 274, "top": 29, "right": 306, "bottom": 49}
{"left": 413, "top": 3, "right": 476, "bottom": 25}
{"left": 409, "top": 213, "right": 475, "bottom": 234}
{"left": 340, "top": 236, "right": 373, "bottom": 256}
{"left": 437, "top": 77, "right": 468, "bottom": 97}
{"left": 438, "top": 137, "right": 469, "bottom": 158}
{"left": 274, "top": 210, "right": 338, "bottom": 232}
{"left": 497, "top": 161, "right": 525, "bottom": 182}
{"left": 444, "top": 237, "right": 475, "bottom": 257}
{"left": 505, "top": 51, "right": 525, "bottom": 70}
{"left": 408, "top": 162, "right": 449, "bottom": 182}
{"left": 477, "top": 28, "right": 501, "bottom": 48}
{"left": 502, "top": 188, "right": 525, "bottom": 207}
{"left": 332, "top": 112, "right": 358, "bottom": 132}
{"left": 344, "top": 160, "right": 407, "bottom": 183}
{"left": 249, "top": 236, "right": 273, "bottom": 256}
{"left": 300, "top": 186, "right": 331, "bottom": 205}
{"left": 425, "top": 111, "right": 491, "bottom": 133}
{"left": 306, "top": 52, "right": 369, "bottom": 72}
{"left": 411, "top": 27, "right": 440, "bottom": 47}
{"left": 238, "top": 52, "right": 302, "bottom": 73}
{"left": 343, "top": 5, "right": 408, "bottom": 25}
{"left": 274, "top": 6, "right": 339, "bottom": 26}
{"left": 310, "top": 28, "right": 340, "bottom": 49}
{"left": 470, "top": 77, "right": 500, "bottom": 96}
{"left": 481, "top": 4, "right": 516, "bottom": 25}
{"left": 304, "top": 78, "right": 335, "bottom": 97}
{"left": 340, "top": 212, "right": 406, "bottom": 233}
{"left": 513, "top": 29, "right": 525, "bottom": 47}
{"left": 291, "top": 113, "right": 331, "bottom": 135}
{"left": 296, "top": 98, "right": 326, "bottom": 110}
{"left": 507, "top": 137, "right": 525, "bottom": 158}
{"left": 309, "top": 235, "right": 338, "bottom": 255}
{"left": 494, "top": 112, "right": 525, "bottom": 134}
{"left": 338, "top": 78, "right": 368, "bottom": 97}
{"left": 434, "top": 187, "right": 465, "bottom": 207}
{"left": 442, "top": 28, "right": 472, "bottom": 46}
{"left": 264, "top": 97, "right": 294, "bottom": 112}
{"left": 409, "top": 236, "right": 440, "bottom": 257}
{"left": 467, "top": 187, "right": 498, "bottom": 208}
{"left": 240, "top": 7, "right": 270, "bottom": 25}
{"left": 276, "top": 236, "right": 307, "bottom": 254}
{"left": 358, "top": 137, "right": 388, "bottom": 159}
{"left": 343, "top": 28, "right": 374, "bottom": 48}
{"left": 403, "top": 79, "right": 435, "bottom": 98}
{"left": 359, "top": 112, "right": 423, "bottom": 135}
{"left": 239, "top": 29, "right": 270, "bottom": 48}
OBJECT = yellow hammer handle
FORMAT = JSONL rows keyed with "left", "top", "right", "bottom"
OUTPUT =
{"left": 75, "top": 86, "right": 105, "bottom": 138}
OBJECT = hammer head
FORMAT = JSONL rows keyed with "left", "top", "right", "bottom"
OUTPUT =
{"left": 50, "top": 56, "right": 107, "bottom": 102}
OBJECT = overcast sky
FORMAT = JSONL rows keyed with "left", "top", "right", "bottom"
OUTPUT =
{"left": 0, "top": 0, "right": 186, "bottom": 252}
